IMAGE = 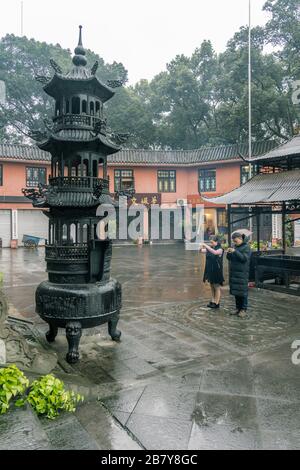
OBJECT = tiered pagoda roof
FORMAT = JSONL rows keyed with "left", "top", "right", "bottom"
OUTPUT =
{"left": 43, "top": 26, "right": 114, "bottom": 103}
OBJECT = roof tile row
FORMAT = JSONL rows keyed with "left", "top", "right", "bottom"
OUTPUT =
{"left": 0, "top": 140, "right": 276, "bottom": 165}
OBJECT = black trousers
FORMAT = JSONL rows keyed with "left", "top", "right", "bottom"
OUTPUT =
{"left": 235, "top": 295, "right": 248, "bottom": 311}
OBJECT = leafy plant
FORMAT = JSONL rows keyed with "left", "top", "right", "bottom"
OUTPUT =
{"left": 285, "top": 217, "right": 294, "bottom": 248}
{"left": 0, "top": 364, "right": 29, "bottom": 414}
{"left": 27, "top": 374, "right": 84, "bottom": 420}
{"left": 250, "top": 241, "right": 258, "bottom": 250}
{"left": 250, "top": 239, "right": 284, "bottom": 251}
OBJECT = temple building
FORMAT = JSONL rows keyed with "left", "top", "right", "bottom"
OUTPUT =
{"left": 0, "top": 141, "right": 276, "bottom": 246}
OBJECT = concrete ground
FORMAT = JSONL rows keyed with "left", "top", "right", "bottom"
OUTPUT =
{"left": 0, "top": 244, "right": 300, "bottom": 450}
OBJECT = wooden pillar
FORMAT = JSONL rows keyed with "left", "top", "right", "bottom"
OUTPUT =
{"left": 282, "top": 202, "right": 286, "bottom": 254}
{"left": 227, "top": 204, "right": 231, "bottom": 245}
{"left": 256, "top": 209, "right": 261, "bottom": 253}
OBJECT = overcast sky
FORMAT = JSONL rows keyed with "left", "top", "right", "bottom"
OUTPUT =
{"left": 1, "top": 0, "right": 270, "bottom": 84}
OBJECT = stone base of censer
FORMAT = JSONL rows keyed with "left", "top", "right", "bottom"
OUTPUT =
{"left": 36, "top": 280, "right": 122, "bottom": 364}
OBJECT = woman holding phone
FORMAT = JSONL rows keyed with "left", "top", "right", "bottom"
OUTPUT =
{"left": 201, "top": 235, "right": 224, "bottom": 309}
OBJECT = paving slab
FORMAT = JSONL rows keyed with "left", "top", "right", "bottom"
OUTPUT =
{"left": 1, "top": 245, "right": 300, "bottom": 450}
{"left": 0, "top": 406, "right": 50, "bottom": 450}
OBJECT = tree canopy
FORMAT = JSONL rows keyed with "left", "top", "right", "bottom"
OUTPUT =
{"left": 0, "top": 0, "right": 299, "bottom": 149}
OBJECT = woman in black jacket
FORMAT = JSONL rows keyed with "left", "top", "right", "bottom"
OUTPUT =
{"left": 202, "top": 235, "right": 225, "bottom": 309}
{"left": 226, "top": 232, "right": 251, "bottom": 318}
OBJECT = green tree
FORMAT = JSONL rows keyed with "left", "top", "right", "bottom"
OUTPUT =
{"left": 149, "top": 41, "right": 219, "bottom": 149}
{"left": 1, "top": 1, "right": 300, "bottom": 150}
{"left": 263, "top": 0, "right": 300, "bottom": 129}
{"left": 215, "top": 25, "right": 295, "bottom": 143}
{"left": 264, "top": 0, "right": 300, "bottom": 78}
{"left": 107, "top": 82, "right": 156, "bottom": 148}
{"left": 0, "top": 34, "right": 131, "bottom": 143}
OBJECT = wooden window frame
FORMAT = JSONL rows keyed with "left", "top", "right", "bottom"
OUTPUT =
{"left": 114, "top": 169, "right": 135, "bottom": 192}
{"left": 198, "top": 168, "right": 216, "bottom": 193}
{"left": 26, "top": 166, "right": 47, "bottom": 188}
{"left": 157, "top": 170, "right": 176, "bottom": 193}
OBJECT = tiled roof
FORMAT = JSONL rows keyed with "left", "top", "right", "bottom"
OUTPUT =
{"left": 203, "top": 169, "right": 300, "bottom": 205}
{"left": 0, "top": 140, "right": 276, "bottom": 165}
{"left": 0, "top": 143, "right": 51, "bottom": 161}
{"left": 108, "top": 141, "right": 276, "bottom": 165}
{"left": 250, "top": 135, "right": 300, "bottom": 162}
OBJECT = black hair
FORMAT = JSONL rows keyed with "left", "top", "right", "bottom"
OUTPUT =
{"left": 209, "top": 235, "right": 221, "bottom": 243}
{"left": 232, "top": 232, "right": 245, "bottom": 240}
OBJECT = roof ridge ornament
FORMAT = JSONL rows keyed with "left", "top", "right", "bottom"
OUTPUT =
{"left": 91, "top": 61, "right": 99, "bottom": 76}
{"left": 73, "top": 25, "right": 87, "bottom": 67}
{"left": 49, "top": 59, "right": 63, "bottom": 75}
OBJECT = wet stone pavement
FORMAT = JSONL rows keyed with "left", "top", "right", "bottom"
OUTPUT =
{"left": 0, "top": 244, "right": 300, "bottom": 450}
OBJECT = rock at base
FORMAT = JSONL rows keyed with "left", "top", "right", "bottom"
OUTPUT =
{"left": 0, "top": 339, "right": 6, "bottom": 365}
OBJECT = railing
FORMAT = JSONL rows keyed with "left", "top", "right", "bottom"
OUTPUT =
{"left": 53, "top": 114, "right": 101, "bottom": 129}
{"left": 49, "top": 176, "right": 109, "bottom": 192}
{"left": 46, "top": 244, "right": 89, "bottom": 260}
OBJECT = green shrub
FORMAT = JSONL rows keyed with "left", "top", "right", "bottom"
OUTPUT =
{"left": 0, "top": 365, "right": 29, "bottom": 414}
{"left": 27, "top": 374, "right": 84, "bottom": 419}
{"left": 0, "top": 366, "right": 84, "bottom": 419}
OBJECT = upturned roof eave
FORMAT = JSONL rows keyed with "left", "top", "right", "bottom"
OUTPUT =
{"left": 43, "top": 74, "right": 114, "bottom": 103}
{"left": 37, "top": 133, "right": 120, "bottom": 155}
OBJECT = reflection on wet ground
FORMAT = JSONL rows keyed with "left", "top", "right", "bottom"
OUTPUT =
{"left": 0, "top": 245, "right": 299, "bottom": 450}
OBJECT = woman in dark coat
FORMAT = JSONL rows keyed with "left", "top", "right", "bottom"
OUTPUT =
{"left": 202, "top": 235, "right": 224, "bottom": 309}
{"left": 226, "top": 232, "right": 251, "bottom": 318}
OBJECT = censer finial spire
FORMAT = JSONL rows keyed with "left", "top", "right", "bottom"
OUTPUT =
{"left": 73, "top": 25, "right": 87, "bottom": 66}
{"left": 78, "top": 25, "right": 83, "bottom": 46}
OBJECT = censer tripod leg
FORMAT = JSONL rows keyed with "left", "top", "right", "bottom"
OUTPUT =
{"left": 66, "top": 321, "right": 82, "bottom": 364}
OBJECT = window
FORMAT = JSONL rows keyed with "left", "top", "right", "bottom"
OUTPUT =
{"left": 71, "top": 96, "right": 80, "bottom": 114}
{"left": 157, "top": 170, "right": 176, "bottom": 193}
{"left": 82, "top": 100, "right": 87, "bottom": 114}
{"left": 199, "top": 169, "right": 216, "bottom": 192}
{"left": 114, "top": 169, "right": 134, "bottom": 192}
{"left": 217, "top": 209, "right": 227, "bottom": 228}
{"left": 240, "top": 164, "right": 258, "bottom": 184}
{"left": 26, "top": 167, "right": 46, "bottom": 187}
{"left": 96, "top": 101, "right": 100, "bottom": 116}
{"left": 0, "top": 164, "right": 2, "bottom": 186}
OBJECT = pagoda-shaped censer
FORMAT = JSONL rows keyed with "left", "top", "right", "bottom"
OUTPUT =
{"left": 24, "top": 27, "right": 123, "bottom": 363}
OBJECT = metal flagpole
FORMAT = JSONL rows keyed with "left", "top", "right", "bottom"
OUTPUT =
{"left": 248, "top": 0, "right": 253, "bottom": 238}
{"left": 248, "top": 0, "right": 252, "bottom": 165}
{"left": 21, "top": 1, "right": 24, "bottom": 36}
